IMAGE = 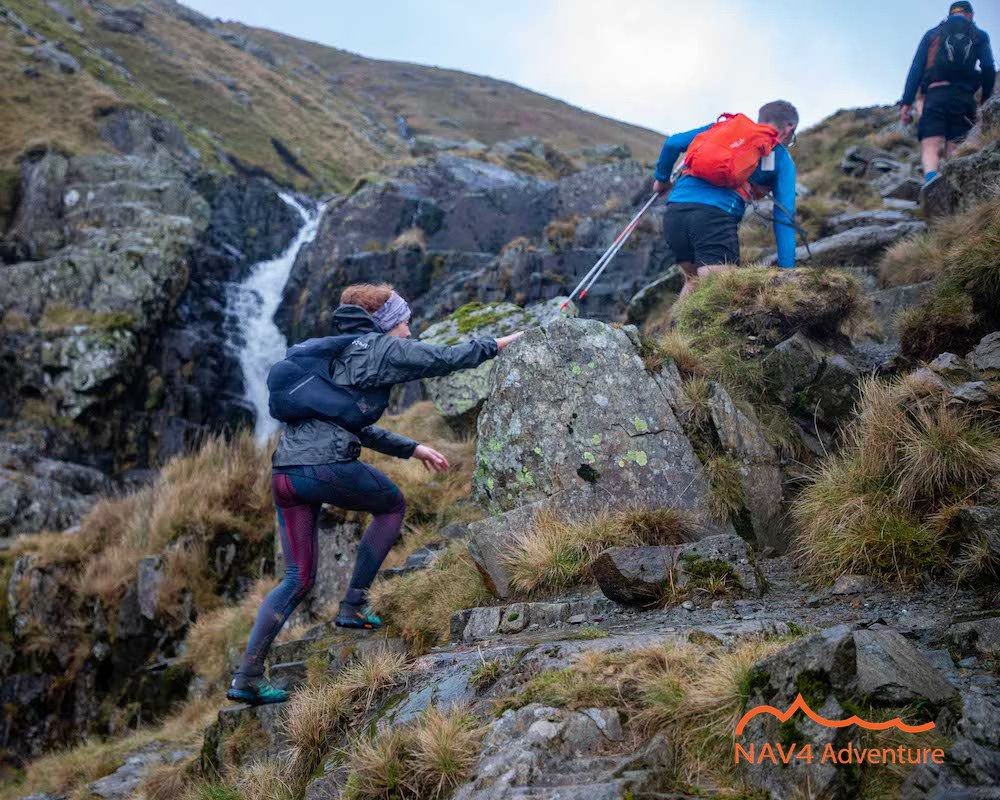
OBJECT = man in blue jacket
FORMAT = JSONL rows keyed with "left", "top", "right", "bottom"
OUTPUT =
{"left": 652, "top": 100, "right": 799, "bottom": 296}
{"left": 900, "top": 1, "right": 995, "bottom": 184}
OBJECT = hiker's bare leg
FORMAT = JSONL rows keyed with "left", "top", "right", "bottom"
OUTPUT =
{"left": 696, "top": 263, "right": 733, "bottom": 278}
{"left": 678, "top": 261, "right": 698, "bottom": 298}
{"left": 945, "top": 140, "right": 960, "bottom": 159}
{"left": 921, "top": 136, "right": 945, "bottom": 175}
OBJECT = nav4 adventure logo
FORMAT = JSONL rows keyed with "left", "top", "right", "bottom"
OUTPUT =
{"left": 733, "top": 694, "right": 946, "bottom": 767}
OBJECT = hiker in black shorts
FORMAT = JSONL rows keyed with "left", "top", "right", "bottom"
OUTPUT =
{"left": 900, "top": 1, "right": 995, "bottom": 186}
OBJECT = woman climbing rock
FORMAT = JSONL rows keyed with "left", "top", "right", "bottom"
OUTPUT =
{"left": 228, "top": 283, "right": 523, "bottom": 705}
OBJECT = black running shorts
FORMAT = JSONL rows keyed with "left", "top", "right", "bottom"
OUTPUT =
{"left": 662, "top": 202, "right": 740, "bottom": 266}
{"left": 918, "top": 85, "right": 978, "bottom": 142}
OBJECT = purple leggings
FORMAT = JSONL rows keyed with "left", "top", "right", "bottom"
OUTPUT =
{"left": 237, "top": 461, "right": 405, "bottom": 675}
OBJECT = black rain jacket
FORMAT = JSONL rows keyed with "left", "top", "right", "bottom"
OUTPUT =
{"left": 271, "top": 304, "right": 498, "bottom": 466}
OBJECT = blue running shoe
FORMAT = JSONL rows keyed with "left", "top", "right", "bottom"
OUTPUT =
{"left": 227, "top": 674, "right": 289, "bottom": 706}
{"left": 335, "top": 602, "right": 383, "bottom": 630}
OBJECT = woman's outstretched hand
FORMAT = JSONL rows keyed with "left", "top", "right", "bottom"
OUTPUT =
{"left": 414, "top": 444, "right": 450, "bottom": 473}
{"left": 496, "top": 331, "right": 525, "bottom": 351}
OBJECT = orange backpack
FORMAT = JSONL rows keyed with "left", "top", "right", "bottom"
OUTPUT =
{"left": 682, "top": 113, "right": 782, "bottom": 199}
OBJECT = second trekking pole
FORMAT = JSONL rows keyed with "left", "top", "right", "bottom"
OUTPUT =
{"left": 561, "top": 192, "right": 660, "bottom": 309}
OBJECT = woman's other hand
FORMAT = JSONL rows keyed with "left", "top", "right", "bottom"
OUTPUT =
{"left": 496, "top": 331, "right": 524, "bottom": 351}
{"left": 414, "top": 444, "right": 450, "bottom": 473}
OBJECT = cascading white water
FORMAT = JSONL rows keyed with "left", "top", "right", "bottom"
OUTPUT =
{"left": 228, "top": 193, "right": 325, "bottom": 442}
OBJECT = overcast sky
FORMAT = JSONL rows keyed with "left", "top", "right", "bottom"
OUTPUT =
{"left": 183, "top": 0, "right": 999, "bottom": 135}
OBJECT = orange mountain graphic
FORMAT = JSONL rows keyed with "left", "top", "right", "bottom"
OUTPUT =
{"left": 735, "top": 693, "right": 936, "bottom": 736}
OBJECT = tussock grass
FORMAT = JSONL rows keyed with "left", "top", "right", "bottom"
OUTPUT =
{"left": 470, "top": 655, "right": 510, "bottom": 690}
{"left": 391, "top": 227, "right": 427, "bottom": 252}
{"left": 341, "top": 707, "right": 484, "bottom": 800}
{"left": 543, "top": 216, "right": 578, "bottom": 252}
{"left": 891, "top": 198, "right": 1000, "bottom": 359}
{"left": 643, "top": 331, "right": 707, "bottom": 378}
{"left": 285, "top": 646, "right": 408, "bottom": 781}
{"left": 673, "top": 267, "right": 868, "bottom": 402}
{"left": 704, "top": 455, "right": 746, "bottom": 523}
{"left": 369, "top": 541, "right": 492, "bottom": 650}
{"left": 33, "top": 432, "right": 274, "bottom": 608}
{"left": 504, "top": 507, "right": 698, "bottom": 596}
{"left": 233, "top": 758, "right": 295, "bottom": 800}
{"left": 793, "top": 375, "right": 1000, "bottom": 583}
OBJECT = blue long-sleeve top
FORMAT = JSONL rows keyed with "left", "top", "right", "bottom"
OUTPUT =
{"left": 901, "top": 16, "right": 995, "bottom": 105}
{"left": 654, "top": 124, "right": 798, "bottom": 268}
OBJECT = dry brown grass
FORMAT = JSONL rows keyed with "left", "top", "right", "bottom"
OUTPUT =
{"left": 497, "top": 636, "right": 792, "bottom": 788}
{"left": 364, "top": 402, "right": 481, "bottom": 531}
{"left": 543, "top": 216, "right": 579, "bottom": 252}
{"left": 233, "top": 758, "right": 295, "bottom": 800}
{"left": 504, "top": 507, "right": 698, "bottom": 596}
{"left": 285, "top": 646, "right": 409, "bottom": 781}
{"left": 391, "top": 227, "right": 427, "bottom": 252}
{"left": 793, "top": 375, "right": 1000, "bottom": 583}
{"left": 340, "top": 706, "right": 484, "bottom": 800}
{"left": 368, "top": 541, "right": 491, "bottom": 650}
{"left": 892, "top": 198, "right": 1000, "bottom": 359}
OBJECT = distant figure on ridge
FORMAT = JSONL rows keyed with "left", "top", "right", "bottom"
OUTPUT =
{"left": 652, "top": 100, "right": 800, "bottom": 297}
{"left": 899, "top": 1, "right": 995, "bottom": 187}
{"left": 228, "top": 283, "right": 523, "bottom": 706}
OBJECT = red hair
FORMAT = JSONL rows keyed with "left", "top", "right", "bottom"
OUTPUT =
{"left": 340, "top": 283, "right": 394, "bottom": 313}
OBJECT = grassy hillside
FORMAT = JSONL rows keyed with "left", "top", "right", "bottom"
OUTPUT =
{"left": 0, "top": 0, "right": 663, "bottom": 194}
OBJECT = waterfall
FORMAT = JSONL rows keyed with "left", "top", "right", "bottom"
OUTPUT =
{"left": 227, "top": 193, "right": 325, "bottom": 442}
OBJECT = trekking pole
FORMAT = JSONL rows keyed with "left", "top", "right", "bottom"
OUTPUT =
{"left": 561, "top": 192, "right": 661, "bottom": 309}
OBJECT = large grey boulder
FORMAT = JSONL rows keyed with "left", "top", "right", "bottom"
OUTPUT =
{"left": 468, "top": 317, "right": 730, "bottom": 597}
{"left": 420, "top": 299, "right": 573, "bottom": 434}
{"left": 473, "top": 317, "right": 720, "bottom": 515}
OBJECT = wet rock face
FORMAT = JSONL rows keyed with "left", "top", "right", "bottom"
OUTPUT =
{"left": 0, "top": 115, "right": 304, "bottom": 479}
{"left": 0, "top": 441, "right": 111, "bottom": 537}
{"left": 278, "top": 157, "right": 668, "bottom": 341}
{"left": 473, "top": 317, "right": 720, "bottom": 517}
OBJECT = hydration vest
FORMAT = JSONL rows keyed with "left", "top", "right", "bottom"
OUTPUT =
{"left": 266, "top": 335, "right": 391, "bottom": 432}
{"left": 682, "top": 113, "right": 783, "bottom": 200}
{"left": 925, "top": 16, "right": 981, "bottom": 85}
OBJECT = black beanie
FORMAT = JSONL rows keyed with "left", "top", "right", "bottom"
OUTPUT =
{"left": 950, "top": 1, "right": 973, "bottom": 14}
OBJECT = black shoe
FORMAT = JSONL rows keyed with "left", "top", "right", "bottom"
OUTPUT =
{"left": 335, "top": 602, "right": 383, "bottom": 630}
